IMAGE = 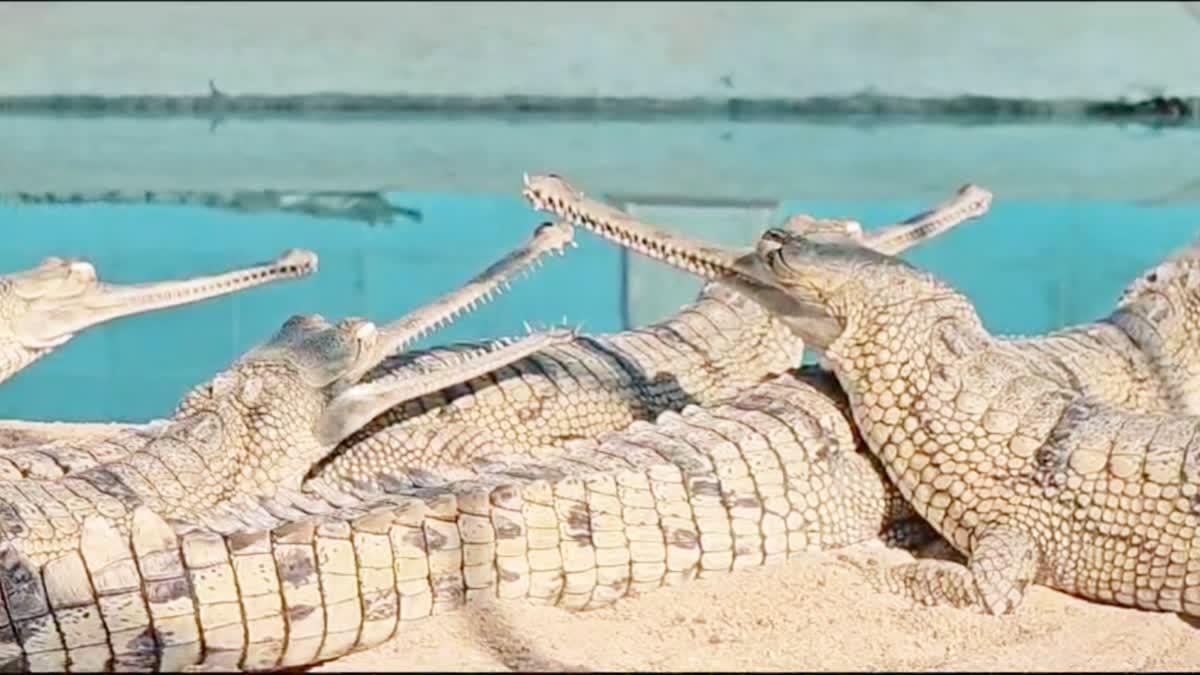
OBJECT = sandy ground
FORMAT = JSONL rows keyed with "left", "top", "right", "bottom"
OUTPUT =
{"left": 312, "top": 541, "right": 1200, "bottom": 672}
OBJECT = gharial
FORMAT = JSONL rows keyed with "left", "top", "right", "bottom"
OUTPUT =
{"left": 752, "top": 227, "right": 1200, "bottom": 617}
{"left": 544, "top": 172, "right": 1200, "bottom": 620}
{"left": 9, "top": 174, "right": 1200, "bottom": 670}
{"left": 0, "top": 249, "right": 316, "bottom": 388}
{"left": 0, "top": 364, "right": 944, "bottom": 672}
{"left": 0, "top": 249, "right": 318, "bottom": 448}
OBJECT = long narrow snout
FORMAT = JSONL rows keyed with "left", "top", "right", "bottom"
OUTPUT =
{"left": 14, "top": 249, "right": 318, "bottom": 347}
{"left": 522, "top": 173, "right": 748, "bottom": 280}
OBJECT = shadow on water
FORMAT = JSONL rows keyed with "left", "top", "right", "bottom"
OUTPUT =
{"left": 1, "top": 189, "right": 423, "bottom": 227}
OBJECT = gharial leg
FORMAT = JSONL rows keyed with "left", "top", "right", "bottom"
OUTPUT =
{"left": 842, "top": 526, "right": 1039, "bottom": 615}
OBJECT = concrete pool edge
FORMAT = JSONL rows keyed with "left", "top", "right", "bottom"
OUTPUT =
{"left": 1, "top": 93, "right": 1197, "bottom": 122}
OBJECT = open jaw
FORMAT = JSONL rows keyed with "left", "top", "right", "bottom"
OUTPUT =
{"left": 6, "top": 248, "right": 319, "bottom": 351}
{"left": 306, "top": 221, "right": 581, "bottom": 446}
{"left": 317, "top": 327, "right": 574, "bottom": 446}
{"left": 341, "top": 219, "right": 576, "bottom": 383}
{"left": 864, "top": 183, "right": 993, "bottom": 255}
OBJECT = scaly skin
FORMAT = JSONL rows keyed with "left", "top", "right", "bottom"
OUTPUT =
{"left": 522, "top": 173, "right": 1195, "bottom": 416}
{"left": 303, "top": 181, "right": 990, "bottom": 494}
{"left": 999, "top": 249, "right": 1200, "bottom": 413}
{"left": 744, "top": 230, "right": 1200, "bottom": 617}
{"left": 0, "top": 249, "right": 318, "bottom": 386}
{"left": 1104, "top": 241, "right": 1200, "bottom": 414}
{"left": 0, "top": 368, "right": 932, "bottom": 672}
{"left": 554, "top": 190, "right": 1200, "bottom": 618}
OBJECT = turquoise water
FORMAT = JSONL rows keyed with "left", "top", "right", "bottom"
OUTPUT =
{"left": 1, "top": 191, "right": 1199, "bottom": 422}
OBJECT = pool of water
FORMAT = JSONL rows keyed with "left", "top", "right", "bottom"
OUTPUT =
{"left": 2, "top": 121, "right": 1198, "bottom": 422}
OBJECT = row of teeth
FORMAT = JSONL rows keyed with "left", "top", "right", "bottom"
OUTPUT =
{"left": 913, "top": 196, "right": 992, "bottom": 232}
{"left": 148, "top": 260, "right": 315, "bottom": 303}
{"left": 524, "top": 190, "right": 727, "bottom": 280}
{"left": 399, "top": 232, "right": 577, "bottom": 348}
{"left": 270, "top": 263, "right": 313, "bottom": 277}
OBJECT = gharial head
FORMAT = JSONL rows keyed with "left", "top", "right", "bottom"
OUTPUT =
{"left": 0, "top": 249, "right": 318, "bottom": 383}
{"left": 172, "top": 313, "right": 382, "bottom": 495}
{"left": 740, "top": 227, "right": 973, "bottom": 349}
{"left": 164, "top": 221, "right": 578, "bottom": 501}
{"left": 1111, "top": 239, "right": 1200, "bottom": 414}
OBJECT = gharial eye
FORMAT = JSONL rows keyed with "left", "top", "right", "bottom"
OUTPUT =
{"left": 762, "top": 228, "right": 791, "bottom": 243}
{"left": 1147, "top": 272, "right": 1159, "bottom": 283}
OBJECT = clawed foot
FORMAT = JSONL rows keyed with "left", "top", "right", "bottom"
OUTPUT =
{"left": 835, "top": 552, "right": 886, "bottom": 592}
